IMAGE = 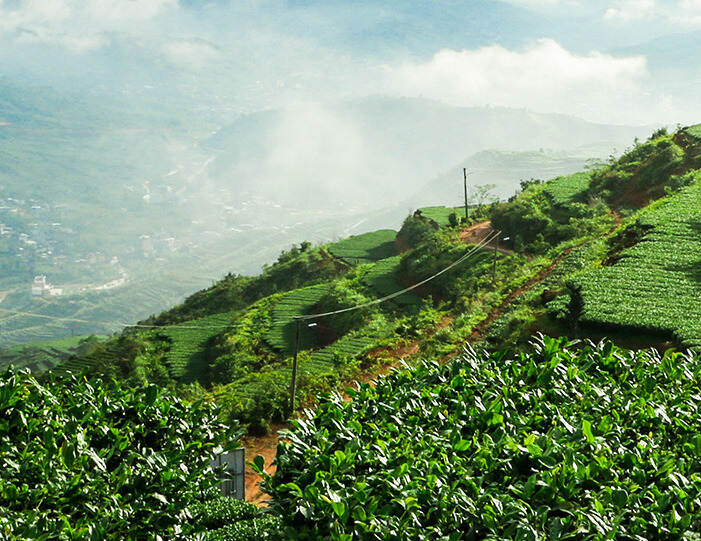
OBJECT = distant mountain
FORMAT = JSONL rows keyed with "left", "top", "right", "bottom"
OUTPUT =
{"left": 406, "top": 149, "right": 597, "bottom": 208}
{"left": 202, "top": 96, "right": 649, "bottom": 209}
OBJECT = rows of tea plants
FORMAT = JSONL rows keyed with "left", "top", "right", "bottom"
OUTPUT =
{"left": 572, "top": 178, "right": 701, "bottom": 349}
{"left": 361, "top": 256, "right": 422, "bottom": 307}
{"left": 160, "top": 310, "right": 239, "bottom": 381}
{"left": 0, "top": 368, "right": 237, "bottom": 539}
{"left": 263, "top": 336, "right": 701, "bottom": 539}
{"left": 542, "top": 171, "right": 591, "bottom": 205}
{"left": 264, "top": 284, "right": 329, "bottom": 354}
{"left": 327, "top": 230, "right": 397, "bottom": 265}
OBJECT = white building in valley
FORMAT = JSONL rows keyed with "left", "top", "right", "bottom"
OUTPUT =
{"left": 31, "top": 275, "right": 63, "bottom": 297}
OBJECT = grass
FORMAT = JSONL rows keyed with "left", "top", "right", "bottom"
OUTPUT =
{"left": 327, "top": 230, "right": 397, "bottom": 265}
{"left": 417, "top": 206, "right": 462, "bottom": 226}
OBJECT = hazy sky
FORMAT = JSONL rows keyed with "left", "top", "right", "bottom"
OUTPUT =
{"left": 1, "top": 0, "right": 700, "bottom": 125}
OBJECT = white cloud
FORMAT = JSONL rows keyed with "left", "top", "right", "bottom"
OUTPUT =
{"left": 604, "top": 0, "right": 656, "bottom": 22}
{"left": 387, "top": 39, "right": 655, "bottom": 124}
{"left": 0, "top": 0, "right": 178, "bottom": 52}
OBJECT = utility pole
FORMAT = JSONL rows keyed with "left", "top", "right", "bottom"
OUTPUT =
{"left": 463, "top": 169, "right": 473, "bottom": 222}
{"left": 288, "top": 318, "right": 302, "bottom": 414}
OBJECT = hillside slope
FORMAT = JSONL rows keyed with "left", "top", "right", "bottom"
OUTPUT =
{"left": 14, "top": 124, "right": 694, "bottom": 440}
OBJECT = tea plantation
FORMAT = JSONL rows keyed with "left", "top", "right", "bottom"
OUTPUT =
{"left": 265, "top": 336, "right": 701, "bottom": 539}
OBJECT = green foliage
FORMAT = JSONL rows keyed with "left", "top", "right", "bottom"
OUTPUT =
{"left": 448, "top": 212, "right": 459, "bottom": 228}
{"left": 490, "top": 179, "right": 611, "bottom": 254}
{"left": 396, "top": 213, "right": 439, "bottom": 249}
{"left": 314, "top": 282, "right": 374, "bottom": 338}
{"left": 264, "top": 336, "right": 701, "bottom": 539}
{"left": 160, "top": 310, "right": 240, "bottom": 382}
{"left": 155, "top": 246, "right": 347, "bottom": 325}
{"left": 587, "top": 132, "right": 685, "bottom": 204}
{"left": 400, "top": 232, "right": 493, "bottom": 302}
{"left": 572, "top": 178, "right": 701, "bottom": 349}
{"left": 308, "top": 332, "right": 381, "bottom": 373}
{"left": 0, "top": 368, "right": 238, "bottom": 539}
{"left": 0, "top": 335, "right": 104, "bottom": 373}
{"left": 327, "top": 230, "right": 397, "bottom": 265}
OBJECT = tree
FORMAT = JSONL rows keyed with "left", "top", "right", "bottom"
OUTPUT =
{"left": 470, "top": 183, "right": 498, "bottom": 209}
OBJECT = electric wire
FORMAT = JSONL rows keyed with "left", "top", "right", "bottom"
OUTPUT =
{"left": 0, "top": 308, "right": 246, "bottom": 330}
{"left": 0, "top": 230, "right": 501, "bottom": 332}
{"left": 294, "top": 229, "right": 501, "bottom": 322}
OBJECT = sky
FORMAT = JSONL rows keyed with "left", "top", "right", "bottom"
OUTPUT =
{"left": 1, "top": 0, "right": 700, "bottom": 125}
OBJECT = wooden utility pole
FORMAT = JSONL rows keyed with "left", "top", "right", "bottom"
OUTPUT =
{"left": 463, "top": 169, "right": 473, "bottom": 222}
{"left": 288, "top": 318, "right": 302, "bottom": 414}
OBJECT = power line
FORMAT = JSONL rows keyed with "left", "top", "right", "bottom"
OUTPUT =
{"left": 0, "top": 230, "right": 500, "bottom": 334}
{"left": 294, "top": 230, "right": 500, "bottom": 322}
{"left": 0, "top": 308, "right": 245, "bottom": 330}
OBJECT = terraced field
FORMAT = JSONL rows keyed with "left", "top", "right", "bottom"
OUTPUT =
{"left": 264, "top": 285, "right": 330, "bottom": 354}
{"left": 542, "top": 172, "right": 591, "bottom": 205}
{"left": 160, "top": 311, "right": 240, "bottom": 381}
{"left": 327, "top": 230, "right": 397, "bottom": 265}
{"left": 417, "top": 206, "right": 462, "bottom": 226}
{"left": 572, "top": 177, "right": 701, "bottom": 349}
{"left": 361, "top": 256, "right": 422, "bottom": 307}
